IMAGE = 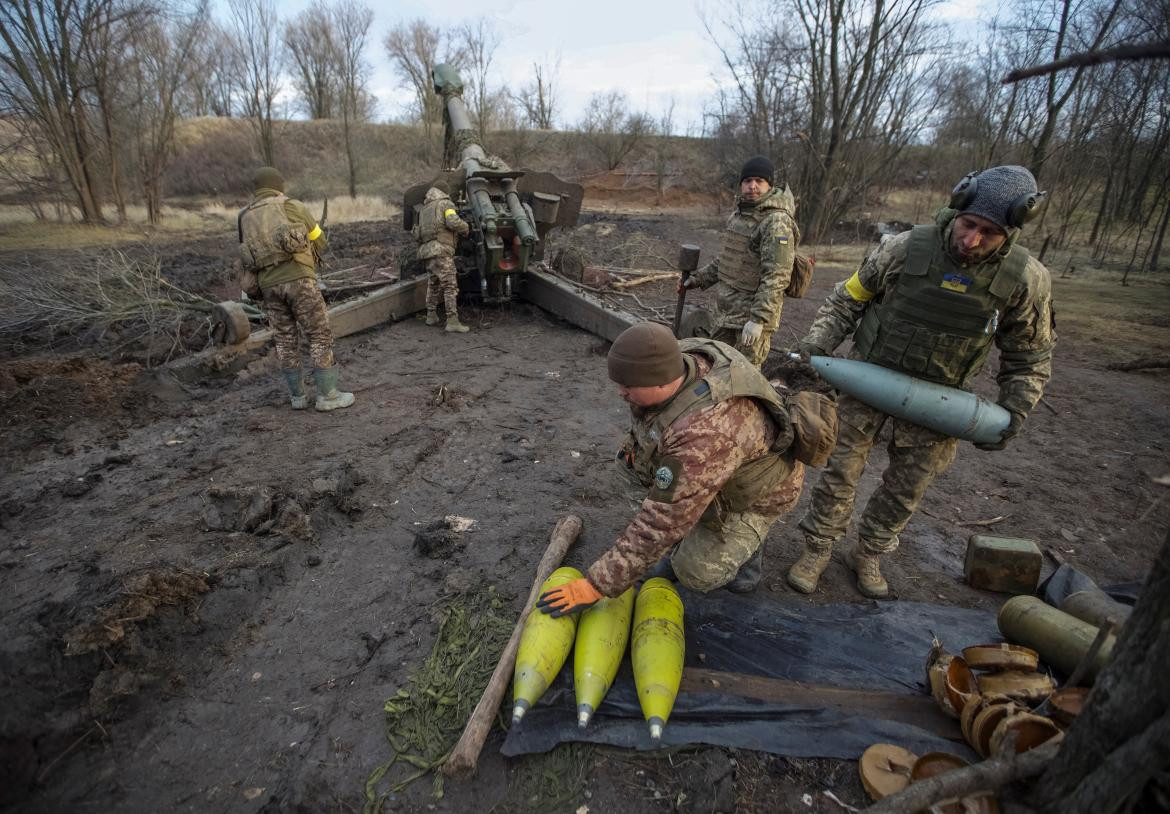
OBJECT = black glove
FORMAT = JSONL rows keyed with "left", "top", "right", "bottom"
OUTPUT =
{"left": 975, "top": 410, "right": 1024, "bottom": 451}
{"left": 796, "top": 341, "right": 829, "bottom": 360}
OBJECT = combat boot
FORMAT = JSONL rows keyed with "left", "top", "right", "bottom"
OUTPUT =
{"left": 726, "top": 546, "right": 763, "bottom": 593}
{"left": 283, "top": 370, "right": 308, "bottom": 410}
{"left": 845, "top": 545, "right": 889, "bottom": 599}
{"left": 786, "top": 540, "right": 832, "bottom": 594}
{"left": 445, "top": 315, "right": 470, "bottom": 333}
{"left": 313, "top": 365, "right": 355, "bottom": 412}
{"left": 425, "top": 308, "right": 440, "bottom": 326}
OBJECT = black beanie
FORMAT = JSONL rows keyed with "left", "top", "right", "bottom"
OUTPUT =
{"left": 607, "top": 323, "right": 685, "bottom": 387}
{"left": 252, "top": 166, "right": 285, "bottom": 192}
{"left": 740, "top": 156, "right": 774, "bottom": 185}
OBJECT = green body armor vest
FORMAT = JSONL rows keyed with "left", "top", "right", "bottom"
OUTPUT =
{"left": 716, "top": 208, "right": 762, "bottom": 293}
{"left": 238, "top": 195, "right": 312, "bottom": 271}
{"left": 852, "top": 224, "right": 1029, "bottom": 387}
{"left": 417, "top": 196, "right": 458, "bottom": 260}
{"left": 622, "top": 339, "right": 796, "bottom": 512}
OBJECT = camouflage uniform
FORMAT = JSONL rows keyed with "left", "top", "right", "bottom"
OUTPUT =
{"left": 690, "top": 186, "right": 799, "bottom": 366}
{"left": 265, "top": 278, "right": 336, "bottom": 370}
{"left": 799, "top": 211, "right": 1055, "bottom": 556}
{"left": 416, "top": 187, "right": 470, "bottom": 321}
{"left": 239, "top": 188, "right": 331, "bottom": 372}
{"left": 587, "top": 340, "right": 805, "bottom": 596}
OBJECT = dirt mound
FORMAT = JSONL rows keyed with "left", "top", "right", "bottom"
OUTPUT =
{"left": 63, "top": 568, "right": 210, "bottom": 657}
{"left": 0, "top": 355, "right": 143, "bottom": 425}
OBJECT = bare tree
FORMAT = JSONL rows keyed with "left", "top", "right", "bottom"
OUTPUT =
{"left": 182, "top": 22, "right": 238, "bottom": 116}
{"left": 0, "top": 0, "right": 117, "bottom": 222}
{"left": 459, "top": 18, "right": 502, "bottom": 138}
{"left": 229, "top": 0, "right": 284, "bottom": 165}
{"left": 126, "top": 1, "right": 207, "bottom": 224}
{"left": 383, "top": 18, "right": 464, "bottom": 155}
{"left": 331, "top": 0, "right": 373, "bottom": 197}
{"left": 577, "top": 90, "right": 652, "bottom": 171}
{"left": 1009, "top": 0, "right": 1128, "bottom": 184}
{"left": 283, "top": 4, "right": 337, "bottom": 120}
{"left": 704, "top": 0, "right": 948, "bottom": 241}
{"left": 514, "top": 54, "right": 559, "bottom": 130}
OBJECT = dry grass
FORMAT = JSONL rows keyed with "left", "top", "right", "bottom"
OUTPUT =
{"left": 0, "top": 204, "right": 224, "bottom": 250}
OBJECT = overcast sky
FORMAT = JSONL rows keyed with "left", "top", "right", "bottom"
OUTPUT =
{"left": 257, "top": 0, "right": 985, "bottom": 132}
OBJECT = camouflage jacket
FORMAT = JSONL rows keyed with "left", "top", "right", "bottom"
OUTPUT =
{"left": 802, "top": 213, "right": 1055, "bottom": 421}
{"left": 416, "top": 187, "right": 470, "bottom": 260}
{"left": 240, "top": 188, "right": 327, "bottom": 290}
{"left": 691, "top": 186, "right": 799, "bottom": 330}
{"left": 586, "top": 356, "right": 804, "bottom": 596}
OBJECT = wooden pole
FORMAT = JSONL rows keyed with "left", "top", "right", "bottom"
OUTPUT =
{"left": 442, "top": 514, "right": 583, "bottom": 779}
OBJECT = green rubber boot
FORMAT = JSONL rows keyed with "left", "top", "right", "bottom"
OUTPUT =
{"left": 313, "top": 365, "right": 355, "bottom": 412}
{"left": 283, "top": 370, "right": 308, "bottom": 410}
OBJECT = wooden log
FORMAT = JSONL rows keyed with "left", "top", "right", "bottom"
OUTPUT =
{"left": 864, "top": 740, "right": 1060, "bottom": 813}
{"left": 612, "top": 271, "right": 679, "bottom": 289}
{"left": 442, "top": 514, "right": 584, "bottom": 780}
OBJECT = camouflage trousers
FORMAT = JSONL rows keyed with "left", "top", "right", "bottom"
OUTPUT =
{"left": 263, "top": 278, "right": 336, "bottom": 370}
{"left": 798, "top": 395, "right": 958, "bottom": 555}
{"left": 670, "top": 506, "right": 783, "bottom": 592}
{"left": 613, "top": 458, "right": 796, "bottom": 593}
{"left": 698, "top": 324, "right": 774, "bottom": 368}
{"left": 425, "top": 256, "right": 459, "bottom": 315}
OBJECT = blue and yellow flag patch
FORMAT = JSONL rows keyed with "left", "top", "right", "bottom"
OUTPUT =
{"left": 941, "top": 273, "right": 972, "bottom": 293}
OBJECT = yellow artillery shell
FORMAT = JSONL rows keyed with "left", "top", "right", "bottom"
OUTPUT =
{"left": 631, "top": 577, "right": 685, "bottom": 740}
{"left": 574, "top": 587, "right": 635, "bottom": 728}
{"left": 512, "top": 566, "right": 583, "bottom": 723}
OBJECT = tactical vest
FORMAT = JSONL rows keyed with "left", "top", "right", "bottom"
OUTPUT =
{"left": 417, "top": 196, "right": 458, "bottom": 259}
{"left": 716, "top": 194, "right": 800, "bottom": 294}
{"left": 238, "top": 195, "right": 313, "bottom": 271}
{"left": 622, "top": 339, "right": 796, "bottom": 512}
{"left": 852, "top": 224, "right": 1029, "bottom": 387}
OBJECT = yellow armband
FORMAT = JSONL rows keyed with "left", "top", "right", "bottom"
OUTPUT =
{"left": 844, "top": 271, "right": 875, "bottom": 302}
{"left": 307, "top": 224, "right": 323, "bottom": 241}
{"left": 443, "top": 209, "right": 456, "bottom": 218}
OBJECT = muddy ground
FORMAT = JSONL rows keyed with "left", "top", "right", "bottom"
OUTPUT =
{"left": 2, "top": 211, "right": 1169, "bottom": 813}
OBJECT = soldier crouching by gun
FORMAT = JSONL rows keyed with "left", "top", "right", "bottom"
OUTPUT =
{"left": 238, "top": 166, "right": 354, "bottom": 412}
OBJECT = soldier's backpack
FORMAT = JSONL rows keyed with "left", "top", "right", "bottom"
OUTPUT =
{"left": 786, "top": 252, "right": 815, "bottom": 298}
{"left": 237, "top": 195, "right": 310, "bottom": 273}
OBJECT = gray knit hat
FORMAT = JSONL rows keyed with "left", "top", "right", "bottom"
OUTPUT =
{"left": 607, "top": 323, "right": 685, "bottom": 387}
{"left": 252, "top": 166, "right": 285, "bottom": 192}
{"left": 952, "top": 165, "right": 1041, "bottom": 230}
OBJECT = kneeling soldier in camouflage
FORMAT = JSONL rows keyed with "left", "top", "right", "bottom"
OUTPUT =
{"left": 538, "top": 322, "right": 835, "bottom": 617}
{"left": 238, "top": 166, "right": 354, "bottom": 411}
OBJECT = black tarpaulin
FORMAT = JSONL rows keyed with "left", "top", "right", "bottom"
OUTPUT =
{"left": 502, "top": 591, "right": 1000, "bottom": 760}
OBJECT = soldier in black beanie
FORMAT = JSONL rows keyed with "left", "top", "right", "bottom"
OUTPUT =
{"left": 681, "top": 155, "right": 802, "bottom": 367}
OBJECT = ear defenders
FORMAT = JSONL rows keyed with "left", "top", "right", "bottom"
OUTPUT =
{"left": 949, "top": 170, "right": 1049, "bottom": 228}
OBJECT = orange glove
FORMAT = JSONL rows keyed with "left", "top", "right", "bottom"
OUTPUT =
{"left": 536, "top": 578, "right": 602, "bottom": 617}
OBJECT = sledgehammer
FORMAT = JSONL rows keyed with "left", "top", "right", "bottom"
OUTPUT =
{"left": 672, "top": 244, "right": 701, "bottom": 338}
{"left": 443, "top": 514, "right": 583, "bottom": 780}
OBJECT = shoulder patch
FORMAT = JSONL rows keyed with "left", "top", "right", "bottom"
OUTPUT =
{"left": 647, "top": 455, "right": 683, "bottom": 503}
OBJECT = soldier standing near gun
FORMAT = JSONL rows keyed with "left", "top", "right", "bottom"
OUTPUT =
{"left": 786, "top": 165, "right": 1055, "bottom": 599}
{"left": 536, "top": 323, "right": 838, "bottom": 618}
{"left": 416, "top": 180, "right": 472, "bottom": 333}
{"left": 680, "top": 156, "right": 801, "bottom": 367}
{"left": 238, "top": 166, "right": 354, "bottom": 412}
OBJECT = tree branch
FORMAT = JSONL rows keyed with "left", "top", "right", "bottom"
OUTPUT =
{"left": 1003, "top": 40, "right": 1170, "bottom": 84}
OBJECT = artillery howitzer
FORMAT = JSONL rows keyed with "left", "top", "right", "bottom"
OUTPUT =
{"left": 402, "top": 64, "right": 583, "bottom": 303}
